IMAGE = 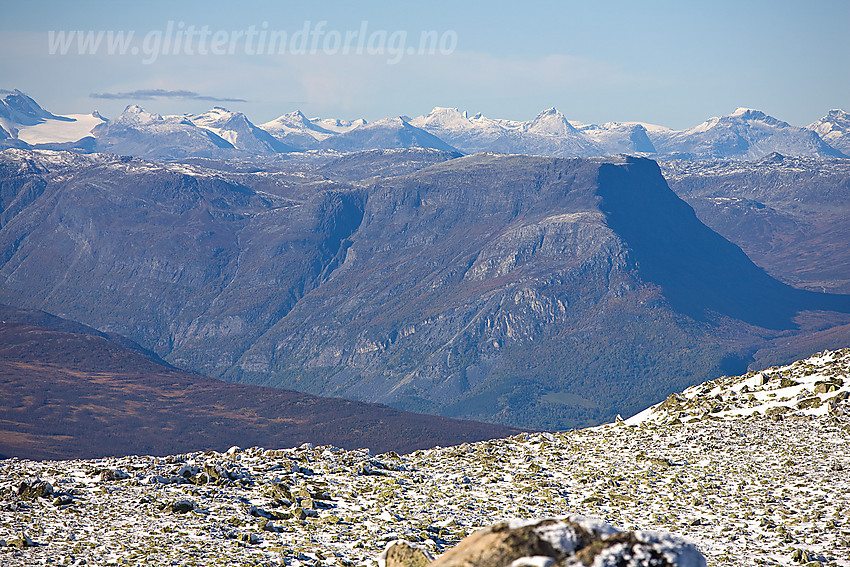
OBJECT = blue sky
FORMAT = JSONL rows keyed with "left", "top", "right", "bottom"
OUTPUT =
{"left": 2, "top": 0, "right": 848, "bottom": 128}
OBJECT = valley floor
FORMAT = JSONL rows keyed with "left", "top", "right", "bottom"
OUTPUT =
{"left": 1, "top": 414, "right": 848, "bottom": 567}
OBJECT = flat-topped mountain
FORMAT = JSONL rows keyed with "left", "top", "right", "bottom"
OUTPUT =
{"left": 2, "top": 148, "right": 849, "bottom": 430}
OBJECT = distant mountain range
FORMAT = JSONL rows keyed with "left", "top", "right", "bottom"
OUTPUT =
{"left": 1, "top": 89, "right": 848, "bottom": 160}
{"left": 2, "top": 148, "right": 848, "bottom": 430}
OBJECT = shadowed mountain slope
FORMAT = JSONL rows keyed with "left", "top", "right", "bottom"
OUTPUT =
{"left": 661, "top": 155, "right": 850, "bottom": 294}
{"left": 0, "top": 304, "right": 523, "bottom": 460}
{"left": 597, "top": 159, "right": 850, "bottom": 329}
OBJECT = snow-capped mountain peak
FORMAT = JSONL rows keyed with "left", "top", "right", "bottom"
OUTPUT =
{"left": 371, "top": 116, "right": 409, "bottom": 127}
{"left": 261, "top": 110, "right": 336, "bottom": 140}
{"left": 647, "top": 106, "right": 844, "bottom": 159}
{"left": 807, "top": 108, "right": 850, "bottom": 156}
{"left": 525, "top": 107, "right": 578, "bottom": 136}
{"left": 182, "top": 106, "right": 293, "bottom": 154}
{"left": 576, "top": 121, "right": 657, "bottom": 154}
{"left": 116, "top": 104, "right": 165, "bottom": 126}
{"left": 310, "top": 117, "right": 367, "bottom": 134}
{"left": 263, "top": 110, "right": 314, "bottom": 128}
{"left": 819, "top": 108, "right": 850, "bottom": 124}
{"left": 190, "top": 106, "right": 234, "bottom": 122}
{"left": 261, "top": 112, "right": 365, "bottom": 147}
{"left": 414, "top": 107, "right": 471, "bottom": 129}
{"left": 0, "top": 89, "right": 65, "bottom": 127}
{"left": 731, "top": 106, "right": 757, "bottom": 117}
{"left": 727, "top": 107, "right": 786, "bottom": 127}
{"left": 187, "top": 106, "right": 244, "bottom": 129}
{"left": 318, "top": 115, "right": 459, "bottom": 152}
{"left": 0, "top": 89, "right": 105, "bottom": 145}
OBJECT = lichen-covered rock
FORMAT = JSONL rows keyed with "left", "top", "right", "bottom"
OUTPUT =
{"left": 567, "top": 530, "right": 706, "bottom": 567}
{"left": 765, "top": 406, "right": 792, "bottom": 418}
{"left": 98, "top": 468, "right": 130, "bottom": 482}
{"left": 797, "top": 397, "right": 823, "bottom": 410}
{"left": 6, "top": 531, "right": 35, "bottom": 548}
{"left": 383, "top": 540, "right": 435, "bottom": 567}
{"left": 52, "top": 494, "right": 74, "bottom": 507}
{"left": 382, "top": 518, "right": 705, "bottom": 567}
{"left": 17, "top": 478, "right": 53, "bottom": 500}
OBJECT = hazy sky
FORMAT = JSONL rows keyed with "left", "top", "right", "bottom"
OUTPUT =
{"left": 2, "top": 0, "right": 848, "bottom": 129}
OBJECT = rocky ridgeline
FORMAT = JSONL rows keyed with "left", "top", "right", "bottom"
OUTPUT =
{"left": 625, "top": 348, "right": 850, "bottom": 426}
{"left": 1, "top": 351, "right": 849, "bottom": 567}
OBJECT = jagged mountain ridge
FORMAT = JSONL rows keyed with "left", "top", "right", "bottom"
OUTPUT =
{"left": 408, "top": 106, "right": 655, "bottom": 157}
{"left": 645, "top": 107, "right": 846, "bottom": 160}
{"left": 260, "top": 110, "right": 359, "bottom": 149}
{"left": 2, "top": 89, "right": 847, "bottom": 160}
{"left": 90, "top": 105, "right": 238, "bottom": 159}
{"left": 317, "top": 117, "right": 459, "bottom": 153}
{"left": 2, "top": 148, "right": 849, "bottom": 430}
{"left": 186, "top": 107, "right": 297, "bottom": 154}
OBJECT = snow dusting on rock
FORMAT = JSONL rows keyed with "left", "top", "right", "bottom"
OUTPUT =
{"left": 625, "top": 348, "right": 850, "bottom": 425}
{"left": 1, "top": 350, "right": 849, "bottom": 566}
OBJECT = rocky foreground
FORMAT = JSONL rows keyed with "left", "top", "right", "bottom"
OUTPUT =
{"left": 1, "top": 350, "right": 849, "bottom": 567}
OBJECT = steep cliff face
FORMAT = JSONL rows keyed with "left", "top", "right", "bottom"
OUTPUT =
{"left": 597, "top": 159, "right": 850, "bottom": 329}
{"left": 234, "top": 156, "right": 647, "bottom": 420}
{"left": 227, "top": 155, "right": 850, "bottom": 428}
{"left": 0, "top": 150, "right": 365, "bottom": 377}
{"left": 1, "top": 150, "right": 848, "bottom": 430}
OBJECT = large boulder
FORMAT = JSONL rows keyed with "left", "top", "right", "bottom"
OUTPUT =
{"left": 382, "top": 517, "right": 705, "bottom": 567}
{"left": 16, "top": 478, "right": 53, "bottom": 500}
